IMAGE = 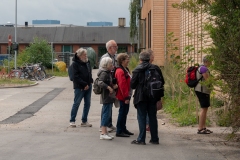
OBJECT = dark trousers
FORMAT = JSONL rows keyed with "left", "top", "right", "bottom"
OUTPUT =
{"left": 136, "top": 101, "right": 159, "bottom": 143}
{"left": 116, "top": 100, "right": 130, "bottom": 134}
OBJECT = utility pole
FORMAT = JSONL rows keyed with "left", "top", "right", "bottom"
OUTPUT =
{"left": 14, "top": 0, "right": 17, "bottom": 69}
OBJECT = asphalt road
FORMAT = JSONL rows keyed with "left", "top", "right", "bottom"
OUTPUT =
{"left": 0, "top": 69, "right": 239, "bottom": 160}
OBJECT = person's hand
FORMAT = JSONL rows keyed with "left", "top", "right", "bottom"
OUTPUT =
{"left": 108, "top": 86, "right": 114, "bottom": 93}
{"left": 113, "top": 84, "right": 118, "bottom": 89}
{"left": 125, "top": 100, "right": 130, "bottom": 104}
{"left": 84, "top": 85, "right": 89, "bottom": 90}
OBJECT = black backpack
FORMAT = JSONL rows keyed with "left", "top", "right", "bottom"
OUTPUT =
{"left": 143, "top": 67, "right": 164, "bottom": 99}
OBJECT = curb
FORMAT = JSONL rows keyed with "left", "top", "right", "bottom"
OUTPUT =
{"left": 46, "top": 76, "right": 55, "bottom": 81}
{"left": 0, "top": 82, "right": 39, "bottom": 89}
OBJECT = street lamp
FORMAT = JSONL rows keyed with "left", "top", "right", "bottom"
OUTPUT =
{"left": 14, "top": 0, "right": 17, "bottom": 69}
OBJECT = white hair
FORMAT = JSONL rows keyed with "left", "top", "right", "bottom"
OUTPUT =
{"left": 106, "top": 40, "right": 116, "bottom": 50}
{"left": 99, "top": 57, "right": 112, "bottom": 69}
{"left": 76, "top": 48, "right": 87, "bottom": 57}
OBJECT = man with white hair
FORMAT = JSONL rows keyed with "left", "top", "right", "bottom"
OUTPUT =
{"left": 99, "top": 40, "right": 118, "bottom": 132}
{"left": 69, "top": 48, "right": 93, "bottom": 128}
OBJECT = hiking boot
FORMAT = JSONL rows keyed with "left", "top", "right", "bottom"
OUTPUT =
{"left": 116, "top": 132, "right": 130, "bottom": 137}
{"left": 149, "top": 140, "right": 159, "bottom": 144}
{"left": 100, "top": 134, "right": 113, "bottom": 140}
{"left": 81, "top": 122, "right": 92, "bottom": 127}
{"left": 124, "top": 130, "right": 134, "bottom": 135}
{"left": 69, "top": 122, "right": 76, "bottom": 128}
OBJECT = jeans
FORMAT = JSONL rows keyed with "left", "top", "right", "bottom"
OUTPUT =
{"left": 136, "top": 101, "right": 159, "bottom": 143}
{"left": 101, "top": 103, "right": 113, "bottom": 126}
{"left": 70, "top": 84, "right": 92, "bottom": 123}
{"left": 100, "top": 105, "right": 113, "bottom": 127}
{"left": 116, "top": 100, "right": 130, "bottom": 134}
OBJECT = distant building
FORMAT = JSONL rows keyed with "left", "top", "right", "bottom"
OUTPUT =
{"left": 32, "top": 20, "right": 60, "bottom": 25}
{"left": 0, "top": 22, "right": 14, "bottom": 27}
{"left": 87, "top": 22, "right": 113, "bottom": 27}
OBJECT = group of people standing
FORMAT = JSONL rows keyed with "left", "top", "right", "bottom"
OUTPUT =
{"left": 68, "top": 39, "right": 213, "bottom": 145}
{"left": 68, "top": 39, "right": 164, "bottom": 145}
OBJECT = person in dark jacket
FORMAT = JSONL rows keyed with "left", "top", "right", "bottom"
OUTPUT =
{"left": 115, "top": 53, "right": 134, "bottom": 137}
{"left": 69, "top": 48, "right": 93, "bottom": 128}
{"left": 98, "top": 57, "right": 118, "bottom": 140}
{"left": 130, "top": 50, "right": 165, "bottom": 145}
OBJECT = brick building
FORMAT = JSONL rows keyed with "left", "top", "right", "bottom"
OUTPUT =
{"left": 0, "top": 26, "right": 137, "bottom": 62}
{"left": 140, "top": 0, "right": 181, "bottom": 66}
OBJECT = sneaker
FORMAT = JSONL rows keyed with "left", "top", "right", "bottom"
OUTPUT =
{"left": 69, "top": 122, "right": 76, "bottom": 127}
{"left": 81, "top": 122, "right": 92, "bottom": 127}
{"left": 107, "top": 133, "right": 115, "bottom": 139}
{"left": 99, "top": 128, "right": 102, "bottom": 132}
{"left": 108, "top": 125, "right": 116, "bottom": 132}
{"left": 100, "top": 134, "right": 113, "bottom": 140}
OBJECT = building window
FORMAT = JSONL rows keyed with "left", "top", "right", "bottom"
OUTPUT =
{"left": 148, "top": 10, "right": 151, "bottom": 48}
{"left": 139, "top": 19, "right": 146, "bottom": 49}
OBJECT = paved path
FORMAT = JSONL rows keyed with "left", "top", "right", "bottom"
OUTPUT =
{"left": 0, "top": 69, "right": 239, "bottom": 160}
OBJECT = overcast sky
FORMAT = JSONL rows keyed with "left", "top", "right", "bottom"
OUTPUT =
{"left": 0, "top": 0, "right": 130, "bottom": 26}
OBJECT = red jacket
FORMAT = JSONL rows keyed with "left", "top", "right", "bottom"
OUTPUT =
{"left": 115, "top": 67, "right": 131, "bottom": 101}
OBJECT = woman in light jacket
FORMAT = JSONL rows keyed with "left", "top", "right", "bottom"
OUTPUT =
{"left": 97, "top": 57, "right": 118, "bottom": 140}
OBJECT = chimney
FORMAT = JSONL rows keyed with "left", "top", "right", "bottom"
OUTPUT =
{"left": 25, "top": 21, "right": 28, "bottom": 27}
{"left": 118, "top": 18, "right": 125, "bottom": 27}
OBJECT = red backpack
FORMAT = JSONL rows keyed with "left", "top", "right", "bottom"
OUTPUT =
{"left": 185, "top": 66, "right": 202, "bottom": 88}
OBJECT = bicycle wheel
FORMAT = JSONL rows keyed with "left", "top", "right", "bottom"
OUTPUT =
{"left": 38, "top": 70, "right": 46, "bottom": 81}
{"left": 8, "top": 70, "right": 21, "bottom": 79}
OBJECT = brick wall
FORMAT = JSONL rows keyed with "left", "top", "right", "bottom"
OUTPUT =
{"left": 141, "top": 0, "right": 180, "bottom": 66}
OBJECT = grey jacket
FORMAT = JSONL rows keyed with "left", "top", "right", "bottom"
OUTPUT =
{"left": 99, "top": 52, "right": 118, "bottom": 68}
{"left": 97, "top": 69, "right": 115, "bottom": 104}
{"left": 194, "top": 66, "right": 211, "bottom": 94}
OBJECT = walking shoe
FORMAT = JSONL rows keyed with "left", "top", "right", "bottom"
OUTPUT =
{"left": 69, "top": 122, "right": 76, "bottom": 128}
{"left": 124, "top": 130, "right": 134, "bottom": 135}
{"left": 149, "top": 140, "right": 159, "bottom": 144}
{"left": 107, "top": 133, "right": 115, "bottom": 139}
{"left": 99, "top": 127, "right": 102, "bottom": 132}
{"left": 100, "top": 134, "right": 113, "bottom": 140}
{"left": 116, "top": 132, "right": 130, "bottom": 137}
{"left": 81, "top": 122, "right": 92, "bottom": 127}
{"left": 108, "top": 125, "right": 116, "bottom": 132}
{"left": 146, "top": 126, "right": 150, "bottom": 132}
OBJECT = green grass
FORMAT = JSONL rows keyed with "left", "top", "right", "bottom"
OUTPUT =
{"left": 45, "top": 69, "right": 68, "bottom": 77}
{"left": 163, "top": 95, "right": 211, "bottom": 126}
{"left": 0, "top": 78, "right": 34, "bottom": 85}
